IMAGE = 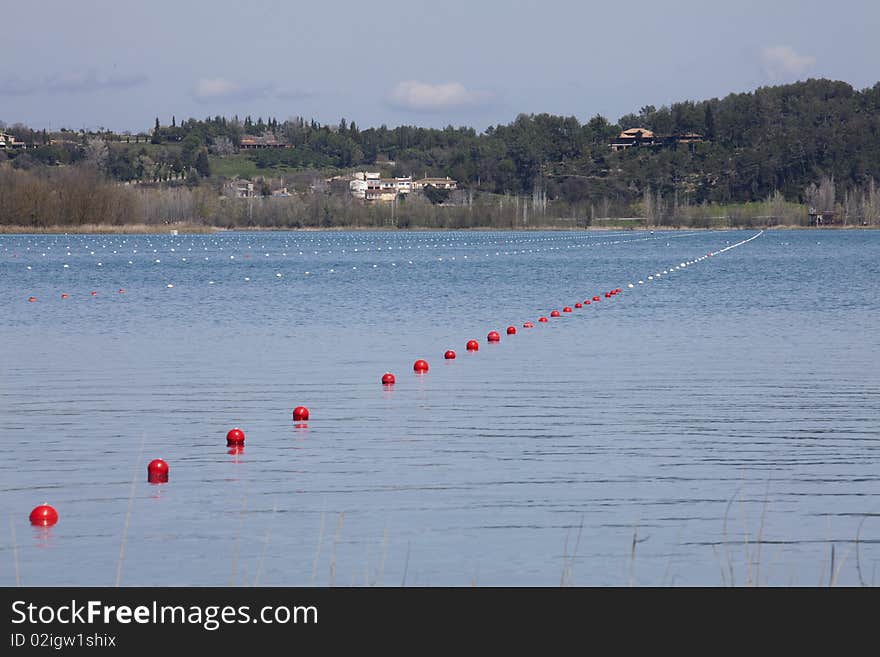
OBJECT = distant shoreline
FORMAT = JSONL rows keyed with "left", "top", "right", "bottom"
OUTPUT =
{"left": 0, "top": 223, "right": 874, "bottom": 235}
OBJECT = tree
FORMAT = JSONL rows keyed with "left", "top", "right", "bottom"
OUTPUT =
{"left": 423, "top": 185, "right": 451, "bottom": 204}
{"left": 194, "top": 149, "right": 211, "bottom": 178}
{"left": 210, "top": 136, "right": 235, "bottom": 156}
{"left": 704, "top": 103, "right": 715, "bottom": 140}
{"left": 85, "top": 137, "right": 109, "bottom": 171}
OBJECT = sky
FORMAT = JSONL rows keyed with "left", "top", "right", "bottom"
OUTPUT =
{"left": 1, "top": 0, "right": 878, "bottom": 133}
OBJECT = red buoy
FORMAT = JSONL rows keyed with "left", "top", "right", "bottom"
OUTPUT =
{"left": 604, "top": 292, "right": 611, "bottom": 298}
{"left": 575, "top": 303, "right": 582, "bottom": 308}
{"left": 584, "top": 300, "right": 591, "bottom": 305}
{"left": 147, "top": 459, "right": 169, "bottom": 484}
{"left": 381, "top": 372, "right": 396, "bottom": 385}
{"left": 523, "top": 321, "right": 534, "bottom": 328}
{"left": 413, "top": 359, "right": 429, "bottom": 373}
{"left": 538, "top": 317, "right": 548, "bottom": 323}
{"left": 29, "top": 504, "right": 58, "bottom": 527}
{"left": 592, "top": 296, "right": 600, "bottom": 302}
{"left": 292, "top": 406, "right": 310, "bottom": 421}
{"left": 563, "top": 307, "right": 572, "bottom": 313}
{"left": 550, "top": 310, "right": 560, "bottom": 317}
{"left": 466, "top": 340, "right": 479, "bottom": 351}
{"left": 27, "top": 296, "right": 36, "bottom": 302}
{"left": 61, "top": 293, "right": 68, "bottom": 299}
{"left": 506, "top": 326, "right": 516, "bottom": 335}
{"left": 487, "top": 331, "right": 500, "bottom": 342}
{"left": 226, "top": 428, "right": 245, "bottom": 446}
{"left": 444, "top": 350, "right": 456, "bottom": 359}
{"left": 90, "top": 291, "right": 97, "bottom": 296}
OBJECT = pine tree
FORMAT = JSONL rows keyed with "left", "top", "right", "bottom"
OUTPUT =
{"left": 195, "top": 149, "right": 210, "bottom": 177}
{"left": 704, "top": 104, "right": 715, "bottom": 140}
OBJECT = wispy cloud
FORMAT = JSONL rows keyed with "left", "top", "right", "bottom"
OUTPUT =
{"left": 0, "top": 70, "right": 148, "bottom": 96}
{"left": 387, "top": 80, "right": 494, "bottom": 112}
{"left": 760, "top": 45, "right": 815, "bottom": 80}
{"left": 193, "top": 77, "right": 313, "bottom": 104}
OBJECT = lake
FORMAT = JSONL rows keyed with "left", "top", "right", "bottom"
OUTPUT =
{"left": 1, "top": 228, "right": 878, "bottom": 586}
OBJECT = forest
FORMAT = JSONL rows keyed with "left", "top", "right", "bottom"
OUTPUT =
{"left": 2, "top": 78, "right": 879, "bottom": 229}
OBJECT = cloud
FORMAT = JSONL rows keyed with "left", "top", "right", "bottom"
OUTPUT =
{"left": 0, "top": 70, "right": 148, "bottom": 96}
{"left": 193, "top": 77, "right": 313, "bottom": 104}
{"left": 193, "top": 77, "right": 270, "bottom": 102}
{"left": 760, "top": 45, "right": 815, "bottom": 80}
{"left": 275, "top": 88, "right": 314, "bottom": 101}
{"left": 387, "top": 80, "right": 494, "bottom": 112}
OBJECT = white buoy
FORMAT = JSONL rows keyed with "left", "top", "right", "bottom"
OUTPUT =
{"left": 628, "top": 283, "right": 634, "bottom": 288}
{"left": 166, "top": 283, "right": 173, "bottom": 288}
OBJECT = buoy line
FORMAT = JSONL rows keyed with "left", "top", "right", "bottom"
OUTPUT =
{"left": 17, "top": 230, "right": 764, "bottom": 526}
{"left": 19, "top": 230, "right": 721, "bottom": 300}
{"left": 380, "top": 231, "right": 764, "bottom": 386}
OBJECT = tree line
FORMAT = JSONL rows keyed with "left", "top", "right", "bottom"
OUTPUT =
{"left": 2, "top": 78, "right": 880, "bottom": 227}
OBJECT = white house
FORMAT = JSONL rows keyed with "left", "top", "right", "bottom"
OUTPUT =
{"left": 349, "top": 171, "right": 381, "bottom": 199}
{"left": 413, "top": 176, "right": 458, "bottom": 191}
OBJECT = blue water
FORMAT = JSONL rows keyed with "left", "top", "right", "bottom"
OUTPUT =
{"left": 1, "top": 229, "right": 878, "bottom": 586}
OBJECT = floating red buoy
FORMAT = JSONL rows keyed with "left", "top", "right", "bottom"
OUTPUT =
{"left": 27, "top": 296, "right": 36, "bottom": 302}
{"left": 487, "top": 331, "right": 500, "bottom": 342}
{"left": 29, "top": 504, "right": 58, "bottom": 527}
{"left": 466, "top": 340, "right": 479, "bottom": 351}
{"left": 381, "top": 372, "right": 396, "bottom": 385}
{"left": 444, "top": 350, "right": 456, "bottom": 359}
{"left": 90, "top": 291, "right": 97, "bottom": 296}
{"left": 147, "top": 459, "right": 169, "bottom": 484}
{"left": 563, "top": 307, "right": 572, "bottom": 313}
{"left": 61, "top": 293, "right": 68, "bottom": 299}
{"left": 413, "top": 359, "right": 429, "bottom": 373}
{"left": 550, "top": 310, "right": 560, "bottom": 317}
{"left": 605, "top": 292, "right": 611, "bottom": 298}
{"left": 118, "top": 289, "right": 125, "bottom": 294}
{"left": 575, "top": 303, "right": 582, "bottom": 308}
{"left": 226, "top": 428, "right": 245, "bottom": 446}
{"left": 592, "top": 296, "right": 600, "bottom": 302}
{"left": 523, "top": 321, "right": 534, "bottom": 328}
{"left": 506, "top": 326, "right": 516, "bottom": 335}
{"left": 292, "top": 406, "right": 310, "bottom": 421}
{"left": 538, "top": 317, "right": 548, "bottom": 323}
{"left": 226, "top": 427, "right": 244, "bottom": 447}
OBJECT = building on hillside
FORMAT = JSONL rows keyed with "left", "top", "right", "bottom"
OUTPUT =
{"left": 228, "top": 179, "right": 255, "bottom": 198}
{"left": 675, "top": 132, "right": 704, "bottom": 145}
{"left": 611, "top": 128, "right": 704, "bottom": 152}
{"left": 610, "top": 128, "right": 657, "bottom": 152}
{"left": 349, "top": 172, "right": 412, "bottom": 201}
{"left": 239, "top": 134, "right": 288, "bottom": 150}
{"left": 0, "top": 132, "right": 27, "bottom": 149}
{"left": 364, "top": 176, "right": 412, "bottom": 202}
{"left": 349, "top": 171, "right": 381, "bottom": 199}
{"left": 413, "top": 176, "right": 458, "bottom": 191}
